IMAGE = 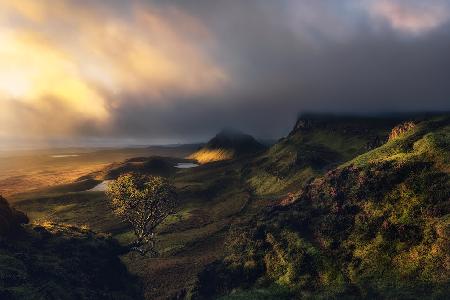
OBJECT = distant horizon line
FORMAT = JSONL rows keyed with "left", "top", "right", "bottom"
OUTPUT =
{"left": 1, "top": 111, "right": 448, "bottom": 152}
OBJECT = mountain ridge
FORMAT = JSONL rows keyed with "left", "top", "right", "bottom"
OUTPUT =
{"left": 244, "top": 113, "right": 435, "bottom": 196}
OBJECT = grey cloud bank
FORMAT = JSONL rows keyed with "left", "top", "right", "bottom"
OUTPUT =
{"left": 1, "top": 0, "right": 450, "bottom": 146}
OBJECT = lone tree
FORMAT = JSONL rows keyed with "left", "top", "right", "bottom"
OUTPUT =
{"left": 106, "top": 173, "right": 177, "bottom": 255}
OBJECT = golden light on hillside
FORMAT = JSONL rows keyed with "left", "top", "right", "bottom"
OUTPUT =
{"left": 188, "top": 149, "right": 235, "bottom": 164}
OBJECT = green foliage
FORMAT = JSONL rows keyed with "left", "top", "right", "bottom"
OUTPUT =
{"left": 264, "top": 230, "right": 319, "bottom": 288}
{"left": 106, "top": 173, "right": 178, "bottom": 254}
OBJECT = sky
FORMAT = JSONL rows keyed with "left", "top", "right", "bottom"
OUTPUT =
{"left": 1, "top": 0, "right": 449, "bottom": 148}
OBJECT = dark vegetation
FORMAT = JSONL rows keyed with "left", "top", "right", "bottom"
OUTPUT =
{"left": 80, "top": 156, "right": 190, "bottom": 181}
{"left": 0, "top": 196, "right": 28, "bottom": 237}
{"left": 0, "top": 197, "right": 142, "bottom": 299}
{"left": 2, "top": 113, "right": 449, "bottom": 299}
{"left": 102, "top": 156, "right": 183, "bottom": 180}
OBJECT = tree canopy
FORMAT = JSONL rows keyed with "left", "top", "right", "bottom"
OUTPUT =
{"left": 106, "top": 173, "right": 178, "bottom": 255}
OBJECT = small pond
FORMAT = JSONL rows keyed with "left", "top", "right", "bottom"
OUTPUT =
{"left": 175, "top": 162, "right": 199, "bottom": 169}
{"left": 50, "top": 154, "right": 80, "bottom": 158}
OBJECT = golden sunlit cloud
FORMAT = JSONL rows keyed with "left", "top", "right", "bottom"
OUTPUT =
{"left": 0, "top": 29, "right": 108, "bottom": 117}
{"left": 0, "top": 0, "right": 227, "bottom": 139}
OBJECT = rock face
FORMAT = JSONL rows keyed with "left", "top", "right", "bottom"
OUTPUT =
{"left": 0, "top": 196, "right": 28, "bottom": 237}
{"left": 388, "top": 121, "right": 416, "bottom": 141}
{"left": 189, "top": 129, "right": 266, "bottom": 164}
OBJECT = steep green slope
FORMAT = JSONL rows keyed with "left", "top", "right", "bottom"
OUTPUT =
{"left": 246, "top": 114, "right": 406, "bottom": 196}
{"left": 195, "top": 116, "right": 450, "bottom": 299}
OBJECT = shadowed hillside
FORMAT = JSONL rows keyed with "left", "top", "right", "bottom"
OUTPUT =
{"left": 0, "top": 197, "right": 142, "bottom": 299}
{"left": 194, "top": 116, "right": 450, "bottom": 299}
{"left": 97, "top": 156, "right": 185, "bottom": 180}
{"left": 0, "top": 196, "right": 28, "bottom": 237}
{"left": 189, "top": 129, "right": 266, "bottom": 164}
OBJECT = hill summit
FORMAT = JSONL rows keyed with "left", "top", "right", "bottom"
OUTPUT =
{"left": 189, "top": 128, "right": 266, "bottom": 164}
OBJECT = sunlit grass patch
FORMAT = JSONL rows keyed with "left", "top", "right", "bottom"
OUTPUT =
{"left": 188, "top": 148, "right": 234, "bottom": 164}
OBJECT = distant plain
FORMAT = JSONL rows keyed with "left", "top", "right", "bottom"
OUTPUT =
{"left": 0, "top": 145, "right": 198, "bottom": 199}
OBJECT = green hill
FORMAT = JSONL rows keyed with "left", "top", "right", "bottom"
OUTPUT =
{"left": 189, "top": 129, "right": 266, "bottom": 164}
{"left": 246, "top": 114, "right": 429, "bottom": 196}
{"left": 194, "top": 116, "right": 450, "bottom": 299}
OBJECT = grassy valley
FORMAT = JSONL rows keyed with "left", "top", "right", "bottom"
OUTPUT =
{"left": 2, "top": 1, "right": 449, "bottom": 299}
{"left": 1, "top": 114, "right": 449, "bottom": 299}
{"left": 9, "top": 157, "right": 252, "bottom": 299}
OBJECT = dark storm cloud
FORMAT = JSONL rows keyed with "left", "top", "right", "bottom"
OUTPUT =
{"left": 106, "top": 0, "right": 450, "bottom": 140}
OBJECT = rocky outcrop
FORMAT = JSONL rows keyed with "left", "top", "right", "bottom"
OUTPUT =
{"left": 388, "top": 121, "right": 416, "bottom": 141}
{"left": 0, "top": 195, "right": 29, "bottom": 237}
